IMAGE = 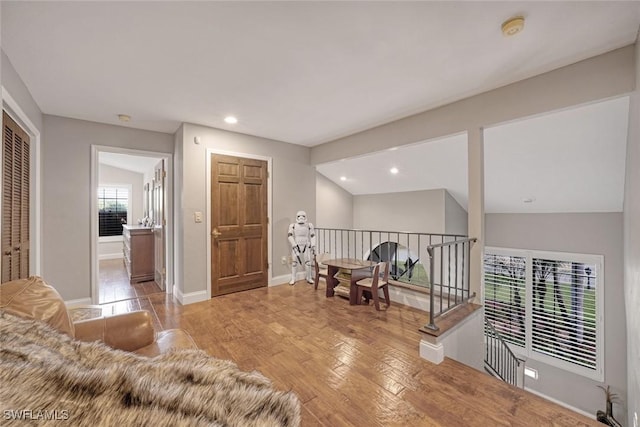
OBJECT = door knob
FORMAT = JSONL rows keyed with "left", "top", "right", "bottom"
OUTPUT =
{"left": 211, "top": 228, "right": 222, "bottom": 238}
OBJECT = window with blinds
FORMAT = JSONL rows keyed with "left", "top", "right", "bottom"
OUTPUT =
{"left": 484, "top": 253, "right": 526, "bottom": 347}
{"left": 98, "top": 187, "right": 129, "bottom": 237}
{"left": 484, "top": 248, "right": 603, "bottom": 381}
{"left": 2, "top": 111, "right": 30, "bottom": 283}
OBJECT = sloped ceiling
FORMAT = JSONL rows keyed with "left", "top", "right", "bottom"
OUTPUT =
{"left": 316, "top": 97, "right": 630, "bottom": 213}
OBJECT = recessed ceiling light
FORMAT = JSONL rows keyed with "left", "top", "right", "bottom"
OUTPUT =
{"left": 390, "top": 167, "right": 399, "bottom": 174}
{"left": 117, "top": 114, "right": 131, "bottom": 122}
{"left": 224, "top": 116, "right": 238, "bottom": 124}
{"left": 340, "top": 176, "right": 347, "bottom": 181}
{"left": 501, "top": 16, "right": 525, "bottom": 37}
{"left": 388, "top": 147, "right": 398, "bottom": 151}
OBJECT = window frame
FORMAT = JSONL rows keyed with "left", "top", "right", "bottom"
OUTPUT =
{"left": 483, "top": 246, "right": 604, "bottom": 382}
{"left": 97, "top": 184, "right": 132, "bottom": 242}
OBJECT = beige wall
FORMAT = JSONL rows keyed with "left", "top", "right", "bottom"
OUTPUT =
{"left": 623, "top": 38, "right": 640, "bottom": 427}
{"left": 444, "top": 191, "right": 468, "bottom": 236}
{"left": 2, "top": 50, "right": 42, "bottom": 133}
{"left": 174, "top": 123, "right": 315, "bottom": 297}
{"left": 42, "top": 115, "right": 174, "bottom": 300}
{"left": 486, "top": 213, "right": 626, "bottom": 421}
{"left": 315, "top": 172, "right": 353, "bottom": 229}
{"left": 353, "top": 189, "right": 446, "bottom": 233}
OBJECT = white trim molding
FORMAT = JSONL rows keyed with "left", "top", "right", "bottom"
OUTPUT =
{"left": 173, "top": 284, "right": 208, "bottom": 305}
{"left": 419, "top": 338, "right": 444, "bottom": 365}
{"left": 64, "top": 297, "right": 93, "bottom": 307}
{"left": 99, "top": 253, "right": 123, "bottom": 261}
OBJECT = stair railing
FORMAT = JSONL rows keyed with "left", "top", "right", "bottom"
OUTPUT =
{"left": 484, "top": 316, "right": 522, "bottom": 387}
{"left": 314, "top": 228, "right": 475, "bottom": 331}
{"left": 423, "top": 237, "right": 477, "bottom": 331}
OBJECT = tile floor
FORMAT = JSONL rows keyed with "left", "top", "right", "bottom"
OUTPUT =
{"left": 97, "top": 258, "right": 166, "bottom": 331}
{"left": 98, "top": 258, "right": 162, "bottom": 304}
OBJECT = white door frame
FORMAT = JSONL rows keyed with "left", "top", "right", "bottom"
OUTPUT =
{"left": 90, "top": 145, "right": 173, "bottom": 304}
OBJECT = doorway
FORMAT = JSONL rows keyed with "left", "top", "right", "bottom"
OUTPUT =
{"left": 209, "top": 153, "right": 269, "bottom": 296}
{"left": 91, "top": 146, "right": 172, "bottom": 304}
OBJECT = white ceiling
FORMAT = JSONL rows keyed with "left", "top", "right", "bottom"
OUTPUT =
{"left": 2, "top": 1, "right": 639, "bottom": 146}
{"left": 2, "top": 2, "right": 638, "bottom": 213}
{"left": 317, "top": 96, "right": 630, "bottom": 213}
{"left": 316, "top": 132, "right": 469, "bottom": 206}
{"left": 99, "top": 152, "right": 162, "bottom": 175}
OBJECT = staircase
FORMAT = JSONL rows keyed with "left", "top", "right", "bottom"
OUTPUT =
{"left": 484, "top": 316, "right": 524, "bottom": 387}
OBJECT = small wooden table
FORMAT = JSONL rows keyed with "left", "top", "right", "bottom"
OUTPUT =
{"left": 324, "top": 258, "right": 376, "bottom": 305}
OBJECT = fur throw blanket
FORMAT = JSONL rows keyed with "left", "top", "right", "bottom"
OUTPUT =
{"left": 0, "top": 312, "right": 300, "bottom": 426}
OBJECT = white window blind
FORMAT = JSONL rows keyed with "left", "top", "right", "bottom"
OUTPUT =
{"left": 484, "top": 248, "right": 603, "bottom": 381}
{"left": 98, "top": 187, "right": 129, "bottom": 237}
{"left": 531, "top": 258, "right": 598, "bottom": 371}
{"left": 483, "top": 253, "right": 526, "bottom": 347}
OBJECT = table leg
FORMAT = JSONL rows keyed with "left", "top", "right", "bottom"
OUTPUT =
{"left": 349, "top": 274, "right": 358, "bottom": 305}
{"left": 326, "top": 265, "right": 338, "bottom": 297}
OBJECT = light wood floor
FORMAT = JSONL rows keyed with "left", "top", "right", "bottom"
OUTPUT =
{"left": 98, "top": 262, "right": 597, "bottom": 426}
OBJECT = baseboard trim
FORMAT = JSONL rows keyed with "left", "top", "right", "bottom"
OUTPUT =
{"left": 65, "top": 297, "right": 92, "bottom": 306}
{"left": 419, "top": 339, "right": 444, "bottom": 364}
{"left": 99, "top": 253, "right": 123, "bottom": 261}
{"left": 270, "top": 272, "right": 307, "bottom": 286}
{"left": 270, "top": 274, "right": 290, "bottom": 286}
{"left": 173, "top": 285, "right": 208, "bottom": 305}
{"left": 524, "top": 387, "right": 595, "bottom": 419}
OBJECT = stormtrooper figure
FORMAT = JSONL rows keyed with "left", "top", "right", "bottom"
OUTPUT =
{"left": 287, "top": 210, "right": 316, "bottom": 285}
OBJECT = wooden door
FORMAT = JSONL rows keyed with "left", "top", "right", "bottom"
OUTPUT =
{"left": 153, "top": 159, "right": 165, "bottom": 290}
{"left": 2, "top": 112, "right": 30, "bottom": 283}
{"left": 211, "top": 154, "right": 268, "bottom": 296}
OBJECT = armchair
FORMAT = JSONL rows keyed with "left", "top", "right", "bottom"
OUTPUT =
{"left": 0, "top": 276, "right": 197, "bottom": 356}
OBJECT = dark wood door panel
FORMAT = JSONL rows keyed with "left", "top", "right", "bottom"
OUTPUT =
{"left": 211, "top": 154, "right": 267, "bottom": 297}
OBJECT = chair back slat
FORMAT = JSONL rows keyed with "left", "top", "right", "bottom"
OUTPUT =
{"left": 379, "top": 261, "right": 390, "bottom": 283}
{"left": 370, "top": 263, "right": 381, "bottom": 290}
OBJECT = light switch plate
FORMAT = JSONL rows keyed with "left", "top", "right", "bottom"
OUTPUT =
{"left": 194, "top": 212, "right": 203, "bottom": 223}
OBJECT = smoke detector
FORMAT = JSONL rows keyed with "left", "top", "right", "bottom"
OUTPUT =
{"left": 502, "top": 16, "right": 525, "bottom": 37}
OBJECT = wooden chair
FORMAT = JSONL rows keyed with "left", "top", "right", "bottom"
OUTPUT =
{"left": 355, "top": 261, "right": 391, "bottom": 311}
{"left": 313, "top": 253, "right": 333, "bottom": 290}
